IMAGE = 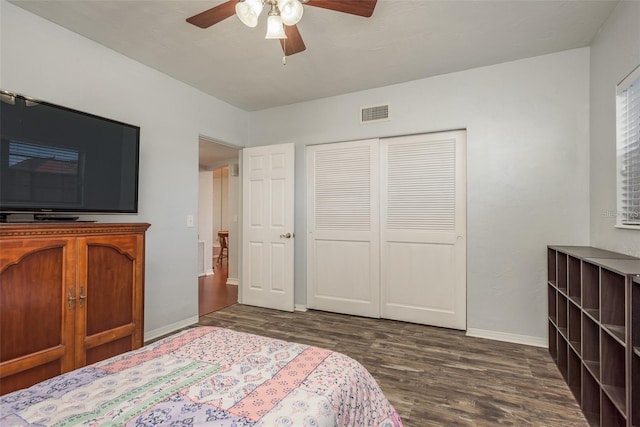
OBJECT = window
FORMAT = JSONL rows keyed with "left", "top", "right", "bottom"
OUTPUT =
{"left": 616, "top": 64, "right": 640, "bottom": 227}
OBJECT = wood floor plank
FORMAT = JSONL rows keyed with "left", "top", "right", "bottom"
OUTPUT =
{"left": 198, "top": 260, "right": 237, "bottom": 315}
{"left": 197, "top": 304, "right": 588, "bottom": 427}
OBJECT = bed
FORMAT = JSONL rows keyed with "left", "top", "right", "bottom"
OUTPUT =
{"left": 0, "top": 326, "right": 403, "bottom": 426}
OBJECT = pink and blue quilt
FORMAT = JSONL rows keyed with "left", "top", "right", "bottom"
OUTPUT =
{"left": 1, "top": 326, "right": 402, "bottom": 426}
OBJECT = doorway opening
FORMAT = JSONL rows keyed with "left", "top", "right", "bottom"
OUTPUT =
{"left": 198, "top": 137, "right": 241, "bottom": 315}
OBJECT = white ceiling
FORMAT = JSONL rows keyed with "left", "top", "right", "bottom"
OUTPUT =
{"left": 9, "top": 0, "right": 617, "bottom": 113}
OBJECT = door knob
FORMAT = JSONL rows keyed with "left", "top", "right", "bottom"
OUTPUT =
{"left": 280, "top": 233, "right": 292, "bottom": 239}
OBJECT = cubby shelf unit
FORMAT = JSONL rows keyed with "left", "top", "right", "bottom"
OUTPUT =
{"left": 632, "top": 277, "right": 639, "bottom": 427}
{"left": 547, "top": 246, "right": 640, "bottom": 427}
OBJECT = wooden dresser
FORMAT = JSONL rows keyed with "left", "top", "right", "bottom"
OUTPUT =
{"left": 0, "top": 222, "right": 150, "bottom": 395}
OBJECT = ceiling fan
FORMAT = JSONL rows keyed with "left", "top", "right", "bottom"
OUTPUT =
{"left": 186, "top": 0, "right": 377, "bottom": 57}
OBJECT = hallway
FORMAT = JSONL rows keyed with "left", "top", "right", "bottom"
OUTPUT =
{"left": 198, "top": 260, "right": 237, "bottom": 316}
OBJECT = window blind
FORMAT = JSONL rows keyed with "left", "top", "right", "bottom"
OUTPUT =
{"left": 617, "top": 65, "right": 640, "bottom": 226}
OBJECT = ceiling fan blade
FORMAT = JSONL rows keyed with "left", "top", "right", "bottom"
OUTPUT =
{"left": 306, "top": 0, "right": 377, "bottom": 18}
{"left": 280, "top": 25, "right": 307, "bottom": 56}
{"left": 186, "top": 0, "right": 239, "bottom": 28}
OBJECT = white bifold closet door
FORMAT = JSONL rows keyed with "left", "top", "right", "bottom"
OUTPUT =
{"left": 306, "top": 139, "right": 380, "bottom": 317}
{"left": 380, "top": 131, "right": 466, "bottom": 330}
{"left": 307, "top": 131, "right": 466, "bottom": 330}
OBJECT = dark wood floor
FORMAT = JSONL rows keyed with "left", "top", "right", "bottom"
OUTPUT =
{"left": 198, "top": 305, "right": 588, "bottom": 427}
{"left": 198, "top": 260, "right": 238, "bottom": 316}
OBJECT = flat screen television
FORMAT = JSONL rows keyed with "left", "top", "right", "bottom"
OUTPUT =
{"left": 0, "top": 90, "right": 140, "bottom": 218}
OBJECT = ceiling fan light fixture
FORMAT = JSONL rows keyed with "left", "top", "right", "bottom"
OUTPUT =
{"left": 235, "top": 0, "right": 263, "bottom": 28}
{"left": 265, "top": 14, "right": 287, "bottom": 39}
{"left": 278, "top": 0, "right": 303, "bottom": 26}
{"left": 187, "top": 0, "right": 378, "bottom": 58}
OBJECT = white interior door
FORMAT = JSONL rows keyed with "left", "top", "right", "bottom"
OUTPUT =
{"left": 306, "top": 139, "right": 380, "bottom": 318}
{"left": 241, "top": 143, "right": 295, "bottom": 311}
{"left": 380, "top": 131, "right": 467, "bottom": 329}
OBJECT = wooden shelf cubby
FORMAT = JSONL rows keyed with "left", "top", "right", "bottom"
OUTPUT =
{"left": 601, "top": 331, "right": 626, "bottom": 415}
{"left": 582, "top": 366, "right": 600, "bottom": 426}
{"left": 548, "top": 248, "right": 557, "bottom": 286}
{"left": 601, "top": 268, "right": 627, "bottom": 345}
{"left": 602, "top": 393, "right": 627, "bottom": 427}
{"left": 632, "top": 353, "right": 639, "bottom": 427}
{"left": 558, "top": 252, "right": 568, "bottom": 292}
{"left": 547, "top": 246, "right": 640, "bottom": 427}
{"left": 569, "top": 255, "right": 582, "bottom": 305}
{"left": 558, "top": 333, "right": 569, "bottom": 381}
{"left": 632, "top": 277, "right": 639, "bottom": 427}
{"left": 558, "top": 293, "right": 569, "bottom": 339}
{"left": 568, "top": 346, "right": 582, "bottom": 404}
{"left": 583, "top": 261, "right": 600, "bottom": 321}
{"left": 569, "top": 301, "right": 582, "bottom": 354}
{"left": 549, "top": 320, "right": 558, "bottom": 362}
{"left": 549, "top": 284, "right": 557, "bottom": 325}
{"left": 583, "top": 313, "right": 600, "bottom": 378}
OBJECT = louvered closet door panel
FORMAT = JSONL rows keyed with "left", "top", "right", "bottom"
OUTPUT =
{"left": 307, "top": 139, "right": 380, "bottom": 317}
{"left": 381, "top": 131, "right": 467, "bottom": 330}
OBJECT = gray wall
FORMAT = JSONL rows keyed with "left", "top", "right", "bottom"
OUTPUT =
{"left": 0, "top": 1, "right": 250, "bottom": 339}
{"left": 589, "top": 0, "right": 640, "bottom": 258}
{"left": 6, "top": 0, "right": 627, "bottom": 344}
{"left": 198, "top": 170, "right": 214, "bottom": 276}
{"left": 248, "top": 49, "right": 591, "bottom": 344}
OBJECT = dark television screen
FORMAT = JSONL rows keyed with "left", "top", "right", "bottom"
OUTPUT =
{"left": 0, "top": 91, "right": 139, "bottom": 214}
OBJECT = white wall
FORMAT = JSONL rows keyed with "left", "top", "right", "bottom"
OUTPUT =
{"left": 0, "top": 1, "right": 249, "bottom": 339}
{"left": 227, "top": 166, "right": 240, "bottom": 282}
{"left": 210, "top": 164, "right": 239, "bottom": 281}
{"left": 212, "top": 167, "right": 229, "bottom": 242}
{"left": 198, "top": 170, "right": 214, "bottom": 275}
{"left": 589, "top": 0, "right": 640, "bottom": 257}
{"left": 248, "top": 48, "right": 591, "bottom": 343}
{"left": 1, "top": 0, "right": 600, "bottom": 344}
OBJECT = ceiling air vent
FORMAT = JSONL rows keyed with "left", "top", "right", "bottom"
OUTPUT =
{"left": 360, "top": 104, "right": 389, "bottom": 124}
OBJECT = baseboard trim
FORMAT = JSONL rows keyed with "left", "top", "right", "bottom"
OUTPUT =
{"left": 144, "top": 315, "right": 199, "bottom": 343}
{"left": 466, "top": 328, "right": 547, "bottom": 348}
{"left": 206, "top": 269, "right": 214, "bottom": 276}
{"left": 226, "top": 277, "right": 239, "bottom": 286}
{"left": 294, "top": 304, "right": 308, "bottom": 312}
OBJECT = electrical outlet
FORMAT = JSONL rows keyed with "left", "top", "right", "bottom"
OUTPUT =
{"left": 187, "top": 215, "right": 194, "bottom": 228}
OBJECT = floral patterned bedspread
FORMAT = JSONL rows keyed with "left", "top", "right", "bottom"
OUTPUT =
{"left": 1, "top": 327, "right": 402, "bottom": 427}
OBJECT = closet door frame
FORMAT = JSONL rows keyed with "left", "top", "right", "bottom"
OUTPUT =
{"left": 306, "top": 130, "right": 467, "bottom": 330}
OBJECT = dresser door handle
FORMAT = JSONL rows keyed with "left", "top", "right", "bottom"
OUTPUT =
{"left": 68, "top": 288, "right": 76, "bottom": 308}
{"left": 79, "top": 287, "right": 87, "bottom": 307}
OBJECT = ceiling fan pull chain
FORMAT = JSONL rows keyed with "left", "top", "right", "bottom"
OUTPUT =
{"left": 282, "top": 39, "right": 287, "bottom": 65}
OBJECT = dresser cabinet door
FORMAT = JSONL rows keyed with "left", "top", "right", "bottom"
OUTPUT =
{"left": 75, "top": 233, "right": 144, "bottom": 366}
{"left": 0, "top": 238, "right": 76, "bottom": 395}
